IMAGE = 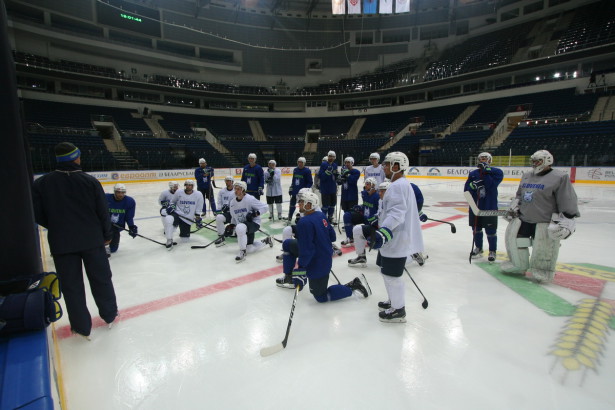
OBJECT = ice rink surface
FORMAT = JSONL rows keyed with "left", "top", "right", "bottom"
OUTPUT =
{"left": 41, "top": 176, "right": 615, "bottom": 410}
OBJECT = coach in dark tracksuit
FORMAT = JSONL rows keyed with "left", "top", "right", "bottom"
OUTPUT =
{"left": 32, "top": 142, "right": 118, "bottom": 338}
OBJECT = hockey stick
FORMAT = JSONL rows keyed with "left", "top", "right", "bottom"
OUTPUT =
{"left": 113, "top": 224, "right": 171, "bottom": 247}
{"left": 260, "top": 285, "right": 300, "bottom": 357}
{"left": 404, "top": 267, "right": 428, "bottom": 309}
{"left": 190, "top": 235, "right": 222, "bottom": 249}
{"left": 330, "top": 269, "right": 341, "bottom": 284}
{"left": 426, "top": 217, "right": 457, "bottom": 233}
{"left": 258, "top": 228, "right": 283, "bottom": 243}
{"left": 463, "top": 191, "right": 508, "bottom": 216}
{"left": 190, "top": 218, "right": 216, "bottom": 233}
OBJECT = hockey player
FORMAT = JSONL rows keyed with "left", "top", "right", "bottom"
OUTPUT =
{"left": 241, "top": 153, "right": 265, "bottom": 200}
{"left": 501, "top": 150, "right": 579, "bottom": 283}
{"left": 163, "top": 179, "right": 204, "bottom": 249}
{"left": 368, "top": 152, "right": 424, "bottom": 323}
{"left": 318, "top": 151, "right": 339, "bottom": 223}
{"left": 105, "top": 183, "right": 137, "bottom": 255}
{"left": 464, "top": 152, "right": 504, "bottom": 262}
{"left": 287, "top": 156, "right": 313, "bottom": 221}
{"left": 195, "top": 158, "right": 217, "bottom": 214}
{"left": 265, "top": 159, "right": 283, "bottom": 220}
{"left": 341, "top": 177, "right": 379, "bottom": 248}
{"left": 338, "top": 156, "right": 361, "bottom": 212}
{"left": 214, "top": 176, "right": 236, "bottom": 246}
{"left": 274, "top": 192, "right": 369, "bottom": 301}
{"left": 364, "top": 152, "right": 386, "bottom": 185}
{"left": 219, "top": 181, "right": 272, "bottom": 262}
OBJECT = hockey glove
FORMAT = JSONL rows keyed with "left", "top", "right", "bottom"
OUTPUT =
{"left": 128, "top": 225, "right": 138, "bottom": 238}
{"left": 295, "top": 213, "right": 301, "bottom": 224}
{"left": 288, "top": 187, "right": 293, "bottom": 196}
{"left": 469, "top": 180, "right": 483, "bottom": 190}
{"left": 369, "top": 227, "right": 393, "bottom": 250}
{"left": 195, "top": 217, "right": 204, "bottom": 229}
{"left": 265, "top": 176, "right": 273, "bottom": 184}
{"left": 224, "top": 224, "right": 236, "bottom": 237}
{"left": 548, "top": 213, "right": 576, "bottom": 240}
{"left": 477, "top": 162, "right": 491, "bottom": 172}
{"left": 419, "top": 212, "right": 428, "bottom": 223}
{"left": 291, "top": 267, "right": 307, "bottom": 291}
{"left": 504, "top": 199, "right": 520, "bottom": 222}
{"left": 258, "top": 186, "right": 264, "bottom": 196}
{"left": 220, "top": 204, "right": 230, "bottom": 214}
{"left": 166, "top": 204, "right": 176, "bottom": 215}
{"left": 366, "top": 215, "right": 378, "bottom": 226}
{"left": 268, "top": 168, "right": 275, "bottom": 177}
{"left": 246, "top": 210, "right": 260, "bottom": 222}
{"left": 160, "top": 200, "right": 170, "bottom": 208}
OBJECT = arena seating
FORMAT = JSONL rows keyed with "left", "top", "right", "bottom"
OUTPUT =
{"left": 555, "top": 0, "right": 615, "bottom": 54}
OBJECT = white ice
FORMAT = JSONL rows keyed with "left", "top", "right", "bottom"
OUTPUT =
{"left": 43, "top": 176, "right": 615, "bottom": 410}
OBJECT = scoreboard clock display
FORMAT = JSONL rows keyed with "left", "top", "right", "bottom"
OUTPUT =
{"left": 96, "top": 0, "right": 161, "bottom": 37}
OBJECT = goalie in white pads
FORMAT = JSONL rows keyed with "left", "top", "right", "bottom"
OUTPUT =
{"left": 218, "top": 181, "right": 272, "bottom": 262}
{"left": 163, "top": 180, "right": 204, "bottom": 249}
{"left": 501, "top": 150, "right": 580, "bottom": 282}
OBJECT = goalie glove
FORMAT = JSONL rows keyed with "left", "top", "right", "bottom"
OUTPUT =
{"left": 548, "top": 213, "right": 576, "bottom": 240}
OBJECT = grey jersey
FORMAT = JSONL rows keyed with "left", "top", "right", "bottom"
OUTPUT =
{"left": 217, "top": 187, "right": 235, "bottom": 209}
{"left": 516, "top": 169, "right": 580, "bottom": 224}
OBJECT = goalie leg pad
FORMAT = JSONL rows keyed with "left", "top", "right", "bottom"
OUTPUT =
{"left": 502, "top": 218, "right": 530, "bottom": 275}
{"left": 528, "top": 223, "right": 560, "bottom": 283}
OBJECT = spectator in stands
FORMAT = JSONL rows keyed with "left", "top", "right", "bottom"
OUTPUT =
{"left": 195, "top": 158, "right": 217, "bottom": 214}
{"left": 241, "top": 153, "right": 265, "bottom": 200}
{"left": 32, "top": 142, "right": 118, "bottom": 340}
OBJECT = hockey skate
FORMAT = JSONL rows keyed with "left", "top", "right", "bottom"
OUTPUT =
{"left": 340, "top": 238, "right": 354, "bottom": 248}
{"left": 71, "top": 329, "right": 92, "bottom": 341}
{"left": 332, "top": 244, "right": 343, "bottom": 257}
{"left": 379, "top": 307, "right": 406, "bottom": 323}
{"left": 275, "top": 274, "right": 294, "bottom": 289}
{"left": 276, "top": 253, "right": 284, "bottom": 263}
{"left": 166, "top": 239, "right": 174, "bottom": 251}
{"left": 378, "top": 300, "right": 391, "bottom": 311}
{"left": 214, "top": 236, "right": 226, "bottom": 248}
{"left": 470, "top": 247, "right": 483, "bottom": 258}
{"left": 348, "top": 254, "right": 367, "bottom": 268}
{"left": 412, "top": 253, "right": 428, "bottom": 266}
{"left": 262, "top": 236, "right": 274, "bottom": 248}
{"left": 105, "top": 245, "right": 111, "bottom": 258}
{"left": 345, "top": 276, "right": 370, "bottom": 298}
{"left": 235, "top": 249, "right": 246, "bottom": 263}
{"left": 488, "top": 251, "right": 496, "bottom": 263}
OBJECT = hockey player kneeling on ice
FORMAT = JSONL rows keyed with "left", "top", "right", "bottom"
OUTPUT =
{"left": 213, "top": 176, "right": 237, "bottom": 247}
{"left": 106, "top": 183, "right": 137, "bottom": 256}
{"left": 370, "top": 152, "right": 424, "bottom": 323}
{"left": 275, "top": 192, "right": 369, "bottom": 300}
{"left": 501, "top": 150, "right": 579, "bottom": 283}
{"left": 341, "top": 177, "right": 379, "bottom": 248}
{"left": 163, "top": 179, "right": 204, "bottom": 250}
{"left": 220, "top": 181, "right": 272, "bottom": 262}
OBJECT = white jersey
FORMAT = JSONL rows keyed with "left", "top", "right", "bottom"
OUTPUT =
{"left": 265, "top": 168, "right": 283, "bottom": 197}
{"left": 158, "top": 189, "right": 175, "bottom": 206}
{"left": 171, "top": 189, "right": 204, "bottom": 224}
{"left": 217, "top": 187, "right": 236, "bottom": 209}
{"left": 364, "top": 164, "right": 386, "bottom": 185}
{"left": 230, "top": 193, "right": 269, "bottom": 225}
{"left": 378, "top": 177, "right": 424, "bottom": 259}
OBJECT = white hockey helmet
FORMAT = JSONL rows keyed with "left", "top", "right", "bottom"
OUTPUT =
{"left": 299, "top": 191, "right": 319, "bottom": 210}
{"left": 234, "top": 180, "right": 247, "bottom": 192}
{"left": 344, "top": 157, "right": 354, "bottom": 165}
{"left": 369, "top": 152, "right": 380, "bottom": 161}
{"left": 364, "top": 177, "right": 377, "bottom": 189}
{"left": 477, "top": 152, "right": 492, "bottom": 165}
{"left": 297, "top": 156, "right": 306, "bottom": 164}
{"left": 268, "top": 159, "right": 276, "bottom": 166}
{"left": 114, "top": 183, "right": 126, "bottom": 193}
{"left": 379, "top": 181, "right": 391, "bottom": 191}
{"left": 383, "top": 151, "right": 409, "bottom": 175}
{"left": 248, "top": 153, "right": 257, "bottom": 160}
{"left": 530, "top": 150, "right": 554, "bottom": 174}
{"left": 224, "top": 175, "right": 234, "bottom": 182}
{"left": 198, "top": 158, "right": 206, "bottom": 164}
{"left": 297, "top": 187, "right": 311, "bottom": 201}
{"left": 184, "top": 179, "right": 195, "bottom": 187}
{"left": 168, "top": 181, "right": 179, "bottom": 189}
{"left": 322, "top": 156, "right": 328, "bottom": 162}
{"left": 327, "top": 150, "right": 336, "bottom": 158}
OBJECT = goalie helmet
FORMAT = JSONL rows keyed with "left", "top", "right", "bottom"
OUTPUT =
{"left": 234, "top": 180, "right": 247, "bottom": 192}
{"left": 198, "top": 158, "right": 206, "bottom": 164}
{"left": 383, "top": 151, "right": 409, "bottom": 175}
{"left": 530, "top": 150, "right": 554, "bottom": 174}
{"left": 297, "top": 156, "right": 306, "bottom": 164}
{"left": 299, "top": 191, "right": 319, "bottom": 210}
{"left": 327, "top": 150, "right": 336, "bottom": 158}
{"left": 248, "top": 153, "right": 257, "bottom": 160}
{"left": 477, "top": 152, "right": 492, "bottom": 165}
{"left": 344, "top": 157, "right": 354, "bottom": 165}
{"left": 369, "top": 152, "right": 380, "bottom": 161}
{"left": 364, "top": 177, "right": 377, "bottom": 190}
{"left": 114, "top": 183, "right": 126, "bottom": 193}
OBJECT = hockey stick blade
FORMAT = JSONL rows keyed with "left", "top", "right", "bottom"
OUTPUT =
{"left": 426, "top": 217, "right": 457, "bottom": 233}
{"left": 260, "top": 286, "right": 300, "bottom": 357}
{"left": 463, "top": 191, "right": 508, "bottom": 216}
{"left": 404, "top": 268, "right": 428, "bottom": 309}
{"left": 260, "top": 342, "right": 285, "bottom": 357}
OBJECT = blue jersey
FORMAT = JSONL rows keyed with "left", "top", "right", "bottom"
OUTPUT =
{"left": 106, "top": 194, "right": 136, "bottom": 229}
{"left": 360, "top": 190, "right": 380, "bottom": 220}
{"left": 296, "top": 210, "right": 336, "bottom": 279}
{"left": 318, "top": 161, "right": 338, "bottom": 195}
{"left": 410, "top": 183, "right": 424, "bottom": 211}
{"left": 340, "top": 168, "right": 361, "bottom": 201}
{"left": 290, "top": 166, "right": 313, "bottom": 195}
{"left": 464, "top": 166, "right": 504, "bottom": 211}
{"left": 195, "top": 166, "right": 215, "bottom": 189}
{"left": 241, "top": 164, "right": 264, "bottom": 195}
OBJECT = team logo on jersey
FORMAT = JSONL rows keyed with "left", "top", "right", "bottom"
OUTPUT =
{"left": 110, "top": 214, "right": 120, "bottom": 224}
{"left": 523, "top": 190, "right": 534, "bottom": 203}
